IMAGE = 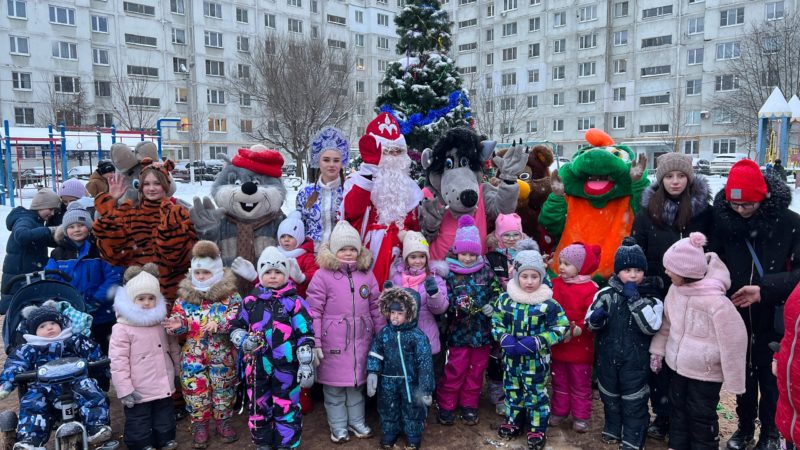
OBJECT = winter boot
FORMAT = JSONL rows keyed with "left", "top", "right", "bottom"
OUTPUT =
{"left": 647, "top": 415, "right": 669, "bottom": 441}
{"left": 300, "top": 387, "right": 314, "bottom": 414}
{"left": 460, "top": 407, "right": 479, "bottom": 425}
{"left": 498, "top": 423, "right": 522, "bottom": 440}
{"left": 526, "top": 431, "right": 546, "bottom": 450}
{"left": 726, "top": 427, "right": 755, "bottom": 450}
{"left": 87, "top": 425, "right": 112, "bottom": 444}
{"left": 549, "top": 414, "right": 566, "bottom": 426}
{"left": 572, "top": 419, "right": 589, "bottom": 433}
{"left": 348, "top": 422, "right": 373, "bottom": 439}
{"left": 330, "top": 427, "right": 350, "bottom": 444}
{"left": 162, "top": 441, "right": 179, "bottom": 450}
{"left": 216, "top": 418, "right": 239, "bottom": 443}
{"left": 754, "top": 430, "right": 781, "bottom": 450}
{"left": 192, "top": 421, "right": 210, "bottom": 449}
{"left": 437, "top": 408, "right": 456, "bottom": 426}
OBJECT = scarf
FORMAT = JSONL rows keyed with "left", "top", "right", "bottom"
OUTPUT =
{"left": 562, "top": 274, "right": 594, "bottom": 285}
{"left": 23, "top": 327, "right": 74, "bottom": 346}
{"left": 402, "top": 272, "right": 427, "bottom": 289}
{"left": 278, "top": 246, "right": 306, "bottom": 259}
{"left": 227, "top": 212, "right": 279, "bottom": 264}
{"left": 191, "top": 270, "right": 225, "bottom": 292}
{"left": 447, "top": 256, "right": 486, "bottom": 275}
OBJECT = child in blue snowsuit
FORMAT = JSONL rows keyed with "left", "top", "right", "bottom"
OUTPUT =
{"left": 0, "top": 303, "right": 111, "bottom": 450}
{"left": 367, "top": 287, "right": 435, "bottom": 450}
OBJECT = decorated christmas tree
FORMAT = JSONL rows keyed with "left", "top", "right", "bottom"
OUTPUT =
{"left": 375, "top": 0, "right": 472, "bottom": 153}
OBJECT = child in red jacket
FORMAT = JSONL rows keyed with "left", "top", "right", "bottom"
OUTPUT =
{"left": 549, "top": 242, "right": 601, "bottom": 433}
{"left": 277, "top": 211, "right": 318, "bottom": 297}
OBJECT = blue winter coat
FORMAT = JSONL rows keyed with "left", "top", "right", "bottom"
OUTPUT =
{"left": 295, "top": 180, "right": 343, "bottom": 247}
{"left": 444, "top": 263, "right": 503, "bottom": 348}
{"left": 45, "top": 236, "right": 122, "bottom": 325}
{"left": 1, "top": 207, "right": 55, "bottom": 298}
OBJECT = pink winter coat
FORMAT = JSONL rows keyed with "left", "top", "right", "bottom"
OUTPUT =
{"left": 109, "top": 288, "right": 180, "bottom": 403}
{"left": 389, "top": 260, "right": 448, "bottom": 354}
{"left": 649, "top": 253, "right": 747, "bottom": 394}
{"left": 306, "top": 243, "right": 385, "bottom": 387}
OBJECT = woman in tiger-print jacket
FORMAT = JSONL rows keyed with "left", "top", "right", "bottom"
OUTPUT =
{"left": 93, "top": 158, "right": 197, "bottom": 303}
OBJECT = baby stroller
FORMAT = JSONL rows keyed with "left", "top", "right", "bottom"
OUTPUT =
{"left": 0, "top": 270, "right": 119, "bottom": 450}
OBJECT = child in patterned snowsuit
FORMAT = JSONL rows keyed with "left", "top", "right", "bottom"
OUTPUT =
{"left": 585, "top": 237, "right": 664, "bottom": 450}
{"left": 0, "top": 303, "right": 112, "bottom": 450}
{"left": 437, "top": 215, "right": 503, "bottom": 427}
{"left": 230, "top": 246, "right": 315, "bottom": 450}
{"left": 494, "top": 240, "right": 569, "bottom": 450}
{"left": 367, "top": 287, "right": 435, "bottom": 450}
{"left": 164, "top": 241, "right": 242, "bottom": 447}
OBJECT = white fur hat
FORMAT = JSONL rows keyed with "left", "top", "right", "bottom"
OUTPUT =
{"left": 257, "top": 246, "right": 289, "bottom": 278}
{"left": 278, "top": 211, "right": 305, "bottom": 245}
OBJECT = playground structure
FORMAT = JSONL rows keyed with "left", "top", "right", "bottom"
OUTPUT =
{"left": 0, "top": 118, "right": 181, "bottom": 207}
{"left": 756, "top": 87, "right": 800, "bottom": 167}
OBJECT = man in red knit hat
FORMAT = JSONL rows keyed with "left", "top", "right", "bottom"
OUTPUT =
{"left": 342, "top": 113, "right": 423, "bottom": 287}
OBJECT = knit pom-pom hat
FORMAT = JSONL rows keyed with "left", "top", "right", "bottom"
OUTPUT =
{"left": 452, "top": 215, "right": 482, "bottom": 255}
{"left": 559, "top": 242, "right": 602, "bottom": 275}
{"left": 512, "top": 239, "right": 546, "bottom": 283}
{"left": 124, "top": 264, "right": 162, "bottom": 300}
{"left": 614, "top": 236, "right": 647, "bottom": 273}
{"left": 663, "top": 232, "right": 708, "bottom": 279}
{"left": 329, "top": 220, "right": 362, "bottom": 254}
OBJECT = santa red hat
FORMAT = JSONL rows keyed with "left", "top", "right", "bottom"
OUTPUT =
{"left": 232, "top": 145, "right": 284, "bottom": 178}
{"left": 360, "top": 113, "right": 407, "bottom": 165}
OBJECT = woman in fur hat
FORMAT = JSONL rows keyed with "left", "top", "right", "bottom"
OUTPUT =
{"left": 164, "top": 241, "right": 242, "bottom": 447}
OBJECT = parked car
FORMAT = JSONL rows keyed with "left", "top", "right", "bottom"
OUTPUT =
{"left": 16, "top": 168, "right": 62, "bottom": 187}
{"left": 282, "top": 164, "right": 297, "bottom": 176}
{"left": 67, "top": 166, "right": 93, "bottom": 179}
{"left": 692, "top": 158, "right": 711, "bottom": 175}
{"left": 549, "top": 157, "right": 572, "bottom": 172}
{"left": 172, "top": 160, "right": 223, "bottom": 181}
{"left": 709, "top": 153, "right": 749, "bottom": 175}
{"left": 283, "top": 176, "right": 303, "bottom": 191}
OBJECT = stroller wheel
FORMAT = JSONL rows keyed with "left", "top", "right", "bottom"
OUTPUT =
{"left": 0, "top": 411, "right": 17, "bottom": 433}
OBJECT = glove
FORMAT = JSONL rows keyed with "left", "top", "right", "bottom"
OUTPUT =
{"left": 120, "top": 391, "right": 142, "bottom": 408}
{"left": 231, "top": 329, "right": 259, "bottom": 352}
{"left": 481, "top": 303, "right": 494, "bottom": 317}
{"left": 515, "top": 336, "right": 539, "bottom": 355}
{"left": 621, "top": 282, "right": 640, "bottom": 300}
{"left": 500, "top": 334, "right": 520, "bottom": 357}
{"left": 650, "top": 355, "right": 663, "bottom": 374}
{"left": 286, "top": 258, "right": 306, "bottom": 283}
{"left": 383, "top": 280, "right": 394, "bottom": 290}
{"left": 314, "top": 347, "right": 324, "bottom": 367}
{"left": 424, "top": 277, "right": 439, "bottom": 296}
{"left": 421, "top": 395, "right": 433, "bottom": 406}
{"left": 297, "top": 344, "right": 313, "bottom": 365}
{"left": 587, "top": 307, "right": 608, "bottom": 329}
{"left": 190, "top": 196, "right": 225, "bottom": 235}
{"left": 232, "top": 257, "right": 258, "bottom": 282}
{"left": 367, "top": 373, "right": 378, "bottom": 397}
{"left": 297, "top": 364, "right": 315, "bottom": 388}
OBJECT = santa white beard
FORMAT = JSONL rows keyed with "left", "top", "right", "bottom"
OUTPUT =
{"left": 371, "top": 153, "right": 414, "bottom": 226}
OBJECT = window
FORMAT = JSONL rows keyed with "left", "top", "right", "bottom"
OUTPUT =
{"left": 172, "top": 28, "right": 186, "bottom": 44}
{"left": 288, "top": 0, "right": 302, "bottom": 6}
{"left": 500, "top": 123, "right": 515, "bottom": 136}
{"left": 553, "top": 92, "right": 564, "bottom": 106}
{"left": 578, "top": 61, "right": 596, "bottom": 77}
{"left": 204, "top": 1, "right": 222, "bottom": 18}
{"left": 553, "top": 119, "right": 564, "bottom": 132}
{"left": 642, "top": 35, "right": 672, "bottom": 48}
{"left": 355, "top": 11, "right": 363, "bottom": 23}
{"left": 328, "top": 39, "right": 346, "bottom": 49}
{"left": 7, "top": 0, "right": 26, "bottom": 19}
{"left": 577, "top": 117, "right": 595, "bottom": 131}
{"left": 129, "top": 96, "right": 160, "bottom": 108}
{"left": 613, "top": 87, "right": 626, "bottom": 101}
{"left": 720, "top": 8, "right": 744, "bottom": 27}
{"left": 640, "top": 94, "right": 670, "bottom": 105}
{"left": 641, "top": 65, "right": 671, "bottom": 77}
{"left": 553, "top": 11, "right": 566, "bottom": 27}
{"left": 328, "top": 14, "right": 346, "bottom": 25}
{"left": 486, "top": 29, "right": 494, "bottom": 42}
{"left": 123, "top": 2, "right": 155, "bottom": 16}
{"left": 526, "top": 120, "right": 538, "bottom": 133}
{"left": 175, "top": 87, "right": 187, "bottom": 103}
{"left": 92, "top": 15, "right": 108, "bottom": 33}
{"left": 240, "top": 120, "right": 253, "bottom": 133}
{"left": 378, "top": 60, "right": 389, "bottom": 72}
{"left": 528, "top": 69, "right": 539, "bottom": 83}
{"left": 377, "top": 37, "right": 389, "bottom": 49}
{"left": 56, "top": 111, "right": 81, "bottom": 127}
{"left": 205, "top": 31, "right": 223, "bottom": 48}
{"left": 762, "top": 69, "right": 780, "bottom": 87}
{"left": 94, "top": 80, "right": 111, "bottom": 97}
{"left": 500, "top": 97, "right": 516, "bottom": 111}
{"left": 687, "top": 48, "right": 704, "bottom": 65}
{"left": 579, "top": 33, "right": 597, "bottom": 49}
{"left": 205, "top": 60, "right": 225, "bottom": 77}
{"left": 713, "top": 108, "right": 733, "bottom": 124}
{"left": 578, "top": 89, "right": 596, "bottom": 104}
{"left": 502, "top": 47, "right": 517, "bottom": 61}
{"left": 459, "top": 18, "right": 477, "bottom": 28}
{"left": 240, "top": 94, "right": 252, "bottom": 107}
{"left": 92, "top": 48, "right": 109, "bottom": 65}
{"left": 501, "top": 72, "right": 517, "bottom": 86}
{"left": 54, "top": 76, "right": 80, "bottom": 93}
{"left": 487, "top": 4, "right": 494, "bottom": 16}
{"left": 288, "top": 18, "right": 303, "bottom": 33}
{"left": 642, "top": 5, "right": 672, "bottom": 19}
{"left": 207, "top": 146, "right": 227, "bottom": 159}
{"left": 613, "top": 115, "right": 626, "bottom": 129}
{"left": 528, "top": 43, "right": 540, "bottom": 58}
{"left": 96, "top": 113, "right": 113, "bottom": 127}
{"left": 502, "top": 22, "right": 518, "bottom": 37}
{"left": 715, "top": 74, "right": 739, "bottom": 91}
{"left": 236, "top": 7, "right": 249, "bottom": 23}
{"left": 484, "top": 101, "right": 494, "bottom": 113}
{"left": 713, "top": 139, "right": 737, "bottom": 154}
{"left": 207, "top": 89, "right": 225, "bottom": 105}
{"left": 52, "top": 41, "right": 77, "bottom": 59}
{"left": 686, "top": 79, "right": 702, "bottom": 95}
{"left": 350, "top": 34, "right": 362, "bottom": 47}
{"left": 15, "top": 107, "right": 34, "bottom": 125}
{"left": 12, "top": 72, "right": 31, "bottom": 90}
{"left": 640, "top": 124, "right": 669, "bottom": 133}
{"left": 614, "top": 30, "right": 628, "bottom": 46}
{"left": 503, "top": 0, "right": 517, "bottom": 11}
{"left": 486, "top": 53, "right": 494, "bottom": 65}
{"left": 716, "top": 42, "right": 740, "bottom": 60}
{"left": 459, "top": 0, "right": 476, "bottom": 4}
{"left": 530, "top": 0, "right": 541, "bottom": 4}
{"left": 237, "top": 64, "right": 250, "bottom": 79}
{"left": 208, "top": 118, "right": 227, "bottom": 132}
{"left": 485, "top": 75, "right": 493, "bottom": 89}
{"left": 614, "top": 58, "right": 627, "bottom": 74}
{"left": 49, "top": 5, "right": 75, "bottom": 25}
{"left": 579, "top": 5, "right": 597, "bottom": 22}
{"left": 553, "top": 39, "right": 566, "bottom": 53}
{"left": 377, "top": 13, "right": 389, "bottom": 26}
{"left": 125, "top": 34, "right": 157, "bottom": 47}
{"left": 614, "top": 2, "right": 629, "bottom": 18}
{"left": 766, "top": 2, "right": 784, "bottom": 20}
{"left": 170, "top": 0, "right": 185, "bottom": 14}
{"left": 9, "top": 36, "right": 29, "bottom": 55}
{"left": 529, "top": 16, "right": 540, "bottom": 31}
{"left": 127, "top": 65, "right": 158, "bottom": 77}
{"left": 458, "top": 42, "right": 477, "bottom": 52}
{"left": 763, "top": 37, "right": 779, "bottom": 54}
{"left": 355, "top": 80, "right": 365, "bottom": 93}
{"left": 265, "top": 14, "right": 276, "bottom": 28}
{"left": 459, "top": 65, "right": 477, "bottom": 75}
{"left": 237, "top": 36, "right": 249, "bottom": 52}
{"left": 684, "top": 140, "right": 700, "bottom": 155}
{"left": 527, "top": 95, "right": 538, "bottom": 108}
{"left": 552, "top": 65, "right": 565, "bottom": 80}
{"left": 688, "top": 17, "right": 704, "bottom": 34}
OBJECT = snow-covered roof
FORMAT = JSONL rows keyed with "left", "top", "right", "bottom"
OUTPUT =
{"left": 759, "top": 87, "right": 792, "bottom": 118}
{"left": 788, "top": 95, "right": 800, "bottom": 122}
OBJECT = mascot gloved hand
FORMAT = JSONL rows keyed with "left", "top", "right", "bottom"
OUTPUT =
{"left": 190, "top": 197, "right": 226, "bottom": 240}
{"left": 492, "top": 144, "right": 528, "bottom": 183}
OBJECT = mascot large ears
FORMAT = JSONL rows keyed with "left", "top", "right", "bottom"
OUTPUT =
{"left": 110, "top": 141, "right": 176, "bottom": 202}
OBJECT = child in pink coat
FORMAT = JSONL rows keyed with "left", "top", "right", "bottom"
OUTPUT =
{"left": 110, "top": 263, "right": 180, "bottom": 450}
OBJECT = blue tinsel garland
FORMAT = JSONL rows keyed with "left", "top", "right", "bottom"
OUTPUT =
{"left": 379, "top": 90, "right": 472, "bottom": 135}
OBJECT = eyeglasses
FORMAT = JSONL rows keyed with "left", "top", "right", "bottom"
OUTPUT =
{"left": 501, "top": 232, "right": 522, "bottom": 241}
{"left": 728, "top": 201, "right": 759, "bottom": 211}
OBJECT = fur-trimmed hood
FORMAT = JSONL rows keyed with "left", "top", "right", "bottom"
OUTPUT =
{"left": 379, "top": 287, "right": 420, "bottom": 326}
{"left": 713, "top": 174, "right": 792, "bottom": 240}
{"left": 641, "top": 175, "right": 711, "bottom": 221}
{"left": 506, "top": 279, "right": 553, "bottom": 305}
{"left": 316, "top": 242, "right": 372, "bottom": 272}
{"left": 177, "top": 268, "right": 238, "bottom": 305}
{"left": 113, "top": 286, "right": 168, "bottom": 327}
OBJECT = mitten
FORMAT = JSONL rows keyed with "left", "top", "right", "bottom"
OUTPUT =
{"left": 367, "top": 373, "right": 378, "bottom": 397}
{"left": 383, "top": 280, "right": 394, "bottom": 290}
{"left": 587, "top": 307, "right": 608, "bottom": 329}
{"left": 516, "top": 336, "right": 539, "bottom": 355}
{"left": 120, "top": 391, "right": 142, "bottom": 408}
{"left": 286, "top": 258, "right": 306, "bottom": 283}
{"left": 297, "top": 344, "right": 313, "bottom": 365}
{"left": 500, "top": 334, "right": 520, "bottom": 357}
{"left": 297, "top": 364, "right": 314, "bottom": 389}
{"left": 424, "top": 277, "right": 439, "bottom": 296}
{"left": 481, "top": 303, "right": 494, "bottom": 317}
{"left": 421, "top": 395, "right": 433, "bottom": 406}
{"left": 650, "top": 354, "right": 663, "bottom": 374}
{"left": 621, "top": 282, "right": 639, "bottom": 300}
{"left": 231, "top": 329, "right": 259, "bottom": 352}
{"left": 231, "top": 257, "right": 258, "bottom": 282}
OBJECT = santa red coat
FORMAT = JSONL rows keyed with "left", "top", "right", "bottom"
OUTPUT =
{"left": 776, "top": 282, "right": 800, "bottom": 443}
{"left": 550, "top": 277, "right": 597, "bottom": 364}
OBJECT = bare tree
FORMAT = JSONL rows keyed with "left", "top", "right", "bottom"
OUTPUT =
{"left": 228, "top": 33, "right": 356, "bottom": 180}
{"left": 469, "top": 77, "right": 535, "bottom": 142}
{"left": 713, "top": 10, "right": 800, "bottom": 148}
{"left": 109, "top": 64, "right": 159, "bottom": 130}
{"left": 37, "top": 74, "right": 90, "bottom": 127}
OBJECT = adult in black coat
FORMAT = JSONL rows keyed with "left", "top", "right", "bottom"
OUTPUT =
{"left": 712, "top": 159, "right": 800, "bottom": 450}
{"left": 631, "top": 153, "right": 714, "bottom": 440}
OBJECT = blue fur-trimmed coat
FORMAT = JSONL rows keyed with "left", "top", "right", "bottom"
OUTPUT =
{"left": 295, "top": 180, "right": 343, "bottom": 247}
